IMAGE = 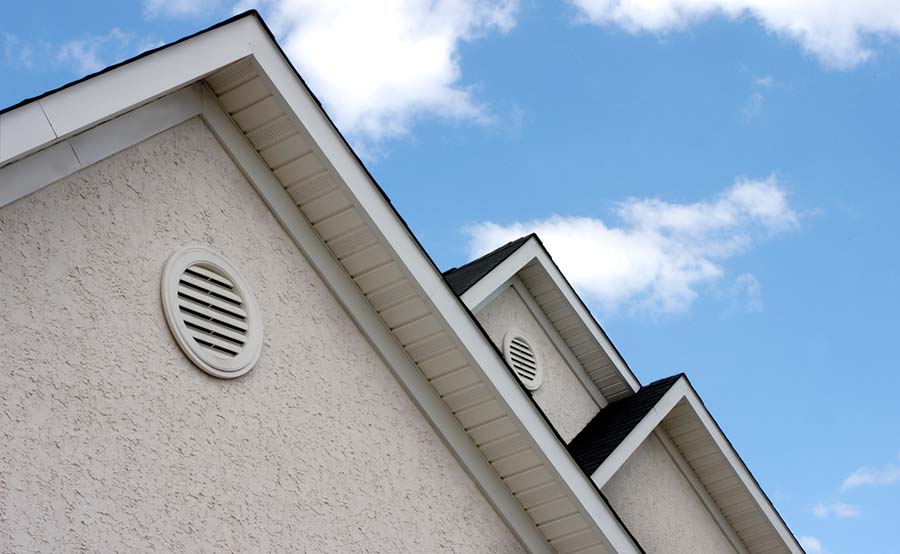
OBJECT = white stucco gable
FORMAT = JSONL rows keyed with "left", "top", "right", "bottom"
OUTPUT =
{"left": 445, "top": 235, "right": 640, "bottom": 404}
{"left": 1, "top": 11, "right": 653, "bottom": 554}
{"left": 569, "top": 375, "right": 804, "bottom": 554}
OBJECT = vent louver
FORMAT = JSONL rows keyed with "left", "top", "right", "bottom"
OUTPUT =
{"left": 162, "top": 247, "right": 263, "bottom": 379}
{"left": 503, "top": 331, "right": 543, "bottom": 391}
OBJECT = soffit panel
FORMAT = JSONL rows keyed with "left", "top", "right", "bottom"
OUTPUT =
{"left": 203, "top": 58, "right": 616, "bottom": 554}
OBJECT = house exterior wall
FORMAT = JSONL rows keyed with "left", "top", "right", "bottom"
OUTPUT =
{"left": 602, "top": 433, "right": 738, "bottom": 554}
{"left": 475, "top": 285, "right": 600, "bottom": 442}
{"left": 0, "top": 118, "right": 526, "bottom": 554}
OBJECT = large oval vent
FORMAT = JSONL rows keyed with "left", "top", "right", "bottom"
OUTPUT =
{"left": 503, "top": 331, "right": 543, "bottom": 391}
{"left": 161, "top": 246, "right": 263, "bottom": 379}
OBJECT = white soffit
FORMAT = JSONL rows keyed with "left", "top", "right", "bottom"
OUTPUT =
{"left": 0, "top": 16, "right": 256, "bottom": 168}
{"left": 590, "top": 377, "right": 804, "bottom": 554}
{"left": 461, "top": 237, "right": 639, "bottom": 402}
{"left": 202, "top": 55, "right": 636, "bottom": 554}
{"left": 0, "top": 13, "right": 645, "bottom": 554}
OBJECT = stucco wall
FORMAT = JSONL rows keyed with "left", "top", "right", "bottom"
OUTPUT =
{"left": 476, "top": 286, "right": 599, "bottom": 442}
{"left": 602, "top": 433, "right": 738, "bottom": 554}
{"left": 0, "top": 118, "right": 527, "bottom": 554}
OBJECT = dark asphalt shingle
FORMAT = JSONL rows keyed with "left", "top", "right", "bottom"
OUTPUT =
{"left": 567, "top": 374, "right": 683, "bottom": 476}
{"left": 442, "top": 235, "right": 533, "bottom": 296}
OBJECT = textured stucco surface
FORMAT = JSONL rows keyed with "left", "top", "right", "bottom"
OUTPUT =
{"left": 603, "top": 433, "right": 738, "bottom": 554}
{"left": 0, "top": 118, "right": 527, "bottom": 554}
{"left": 476, "top": 286, "right": 599, "bottom": 442}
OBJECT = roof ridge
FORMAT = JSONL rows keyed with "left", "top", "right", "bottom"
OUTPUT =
{"left": 442, "top": 234, "right": 534, "bottom": 296}
{"left": 567, "top": 373, "right": 683, "bottom": 475}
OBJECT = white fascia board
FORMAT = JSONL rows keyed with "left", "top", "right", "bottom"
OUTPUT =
{"left": 680, "top": 384, "right": 804, "bottom": 554}
{"left": 0, "top": 16, "right": 640, "bottom": 551}
{"left": 530, "top": 247, "right": 640, "bottom": 394}
{"left": 0, "top": 102, "right": 57, "bottom": 163}
{"left": 460, "top": 237, "right": 640, "bottom": 395}
{"left": 0, "top": 85, "right": 203, "bottom": 207}
{"left": 590, "top": 377, "right": 803, "bottom": 554}
{"left": 461, "top": 238, "right": 541, "bottom": 312}
{"left": 652, "top": 428, "right": 751, "bottom": 554}
{"left": 244, "top": 22, "right": 643, "bottom": 554}
{"left": 0, "top": 16, "right": 254, "bottom": 168}
{"left": 510, "top": 277, "right": 609, "bottom": 409}
{"left": 198, "top": 91, "right": 554, "bottom": 553}
{"left": 590, "top": 378, "right": 688, "bottom": 487}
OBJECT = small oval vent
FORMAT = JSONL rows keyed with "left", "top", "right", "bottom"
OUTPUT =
{"left": 161, "top": 247, "right": 262, "bottom": 379}
{"left": 503, "top": 331, "right": 543, "bottom": 391}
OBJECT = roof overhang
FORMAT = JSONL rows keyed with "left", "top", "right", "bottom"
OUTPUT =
{"left": 0, "top": 12, "right": 647, "bottom": 554}
{"left": 451, "top": 235, "right": 640, "bottom": 402}
{"left": 581, "top": 376, "right": 803, "bottom": 554}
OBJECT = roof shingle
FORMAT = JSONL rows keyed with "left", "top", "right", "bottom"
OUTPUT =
{"left": 567, "top": 374, "right": 682, "bottom": 477}
{"left": 442, "top": 234, "right": 533, "bottom": 296}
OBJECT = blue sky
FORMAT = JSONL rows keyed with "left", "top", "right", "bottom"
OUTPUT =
{"left": 3, "top": 2, "right": 900, "bottom": 552}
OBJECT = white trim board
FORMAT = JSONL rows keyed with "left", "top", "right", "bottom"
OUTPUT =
{"left": 0, "top": 18, "right": 645, "bottom": 551}
{"left": 589, "top": 377, "right": 804, "bottom": 554}
{"left": 0, "top": 85, "right": 204, "bottom": 207}
{"left": 653, "top": 429, "right": 750, "bottom": 554}
{"left": 210, "top": 21, "right": 646, "bottom": 554}
{"left": 461, "top": 236, "right": 639, "bottom": 402}
{"left": 1, "top": 13, "right": 798, "bottom": 554}
{"left": 509, "top": 277, "right": 609, "bottom": 409}
{"left": 197, "top": 90, "right": 556, "bottom": 553}
{"left": 0, "top": 17, "right": 257, "bottom": 166}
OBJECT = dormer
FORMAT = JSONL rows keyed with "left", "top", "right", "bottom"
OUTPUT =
{"left": 443, "top": 234, "right": 640, "bottom": 441}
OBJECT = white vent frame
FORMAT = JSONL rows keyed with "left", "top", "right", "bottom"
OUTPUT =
{"left": 161, "top": 246, "right": 263, "bottom": 379}
{"left": 502, "top": 330, "right": 543, "bottom": 391}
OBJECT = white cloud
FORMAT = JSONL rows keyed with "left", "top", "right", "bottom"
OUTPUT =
{"left": 800, "top": 536, "right": 828, "bottom": 554}
{"left": 569, "top": 0, "right": 900, "bottom": 69}
{"left": 742, "top": 90, "right": 764, "bottom": 119}
{"left": 731, "top": 273, "right": 762, "bottom": 311}
{"left": 143, "top": 0, "right": 224, "bottom": 18}
{"left": 57, "top": 28, "right": 133, "bottom": 74}
{"left": 742, "top": 75, "right": 774, "bottom": 120}
{"left": 243, "top": 0, "right": 518, "bottom": 142}
{"left": 813, "top": 501, "right": 861, "bottom": 519}
{"left": 465, "top": 176, "right": 798, "bottom": 316}
{"left": 841, "top": 451, "right": 900, "bottom": 491}
{"left": 2, "top": 34, "right": 35, "bottom": 68}
{"left": 755, "top": 75, "right": 774, "bottom": 88}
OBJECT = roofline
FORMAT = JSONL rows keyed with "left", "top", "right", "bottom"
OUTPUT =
{"left": 456, "top": 235, "right": 641, "bottom": 397}
{"left": 1, "top": 13, "right": 648, "bottom": 551}
{"left": 0, "top": 11, "right": 267, "bottom": 117}
{"left": 588, "top": 375, "right": 804, "bottom": 554}
{"left": 443, "top": 233, "right": 536, "bottom": 296}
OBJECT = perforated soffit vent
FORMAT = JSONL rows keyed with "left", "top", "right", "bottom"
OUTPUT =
{"left": 503, "top": 330, "right": 543, "bottom": 391}
{"left": 161, "top": 246, "right": 263, "bottom": 379}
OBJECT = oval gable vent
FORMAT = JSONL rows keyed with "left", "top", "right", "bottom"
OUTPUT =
{"left": 503, "top": 330, "right": 543, "bottom": 391}
{"left": 161, "top": 246, "right": 263, "bottom": 379}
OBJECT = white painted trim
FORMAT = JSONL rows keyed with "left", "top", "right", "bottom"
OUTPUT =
{"left": 653, "top": 429, "right": 750, "bottom": 554}
{"left": 0, "top": 18, "right": 644, "bottom": 551}
{"left": 0, "top": 13, "right": 804, "bottom": 552}
{"left": 680, "top": 384, "right": 804, "bottom": 554}
{"left": 0, "top": 18, "right": 255, "bottom": 167}
{"left": 461, "top": 238, "right": 640, "bottom": 395}
{"left": 0, "top": 79, "right": 554, "bottom": 552}
{"left": 196, "top": 89, "right": 554, "bottom": 553}
{"left": 244, "top": 24, "right": 646, "bottom": 552}
{"left": 591, "top": 379, "right": 686, "bottom": 487}
{"left": 590, "top": 377, "right": 804, "bottom": 554}
{"left": 0, "top": 141, "right": 81, "bottom": 208}
{"left": 510, "top": 278, "right": 608, "bottom": 408}
{"left": 464, "top": 250, "right": 532, "bottom": 314}
{"left": 0, "top": 85, "right": 203, "bottom": 208}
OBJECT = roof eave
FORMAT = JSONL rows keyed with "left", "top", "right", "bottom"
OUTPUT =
{"left": 586, "top": 376, "right": 804, "bottom": 554}
{"left": 454, "top": 235, "right": 641, "bottom": 400}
